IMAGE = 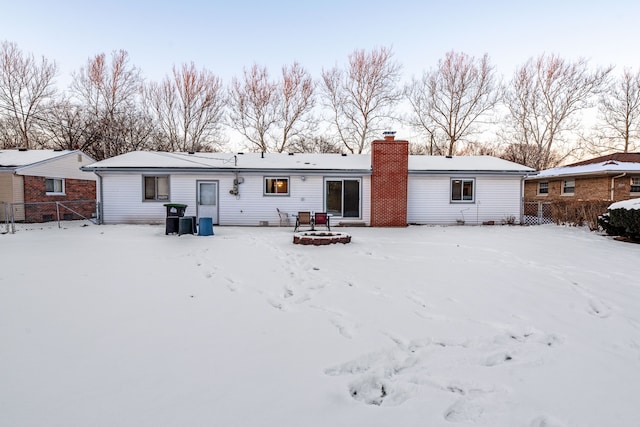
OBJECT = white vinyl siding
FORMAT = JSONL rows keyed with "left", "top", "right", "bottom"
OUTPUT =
{"left": 408, "top": 175, "right": 522, "bottom": 225}
{"left": 0, "top": 174, "right": 25, "bottom": 221}
{"left": 18, "top": 152, "right": 97, "bottom": 181}
{"left": 100, "top": 172, "right": 371, "bottom": 226}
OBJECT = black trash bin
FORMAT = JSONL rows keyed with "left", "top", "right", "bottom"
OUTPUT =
{"left": 178, "top": 216, "right": 197, "bottom": 236}
{"left": 164, "top": 203, "right": 188, "bottom": 235}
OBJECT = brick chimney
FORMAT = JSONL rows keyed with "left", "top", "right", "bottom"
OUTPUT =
{"left": 371, "top": 131, "right": 409, "bottom": 227}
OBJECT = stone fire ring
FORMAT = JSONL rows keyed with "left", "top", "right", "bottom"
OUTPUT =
{"left": 293, "top": 231, "right": 352, "bottom": 245}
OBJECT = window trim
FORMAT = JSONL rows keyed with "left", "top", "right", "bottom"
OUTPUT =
{"left": 143, "top": 175, "right": 170, "bottom": 202}
{"left": 562, "top": 179, "right": 575, "bottom": 196}
{"left": 631, "top": 177, "right": 640, "bottom": 194}
{"left": 45, "top": 177, "right": 65, "bottom": 195}
{"left": 264, "top": 176, "right": 290, "bottom": 196}
{"left": 450, "top": 178, "right": 475, "bottom": 203}
{"left": 537, "top": 181, "right": 549, "bottom": 195}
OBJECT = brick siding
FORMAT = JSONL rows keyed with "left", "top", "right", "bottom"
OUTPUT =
{"left": 371, "top": 136, "right": 408, "bottom": 226}
{"left": 525, "top": 174, "right": 640, "bottom": 202}
{"left": 23, "top": 175, "right": 97, "bottom": 222}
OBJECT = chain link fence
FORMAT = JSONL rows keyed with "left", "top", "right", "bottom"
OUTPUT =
{"left": 2, "top": 200, "right": 98, "bottom": 234}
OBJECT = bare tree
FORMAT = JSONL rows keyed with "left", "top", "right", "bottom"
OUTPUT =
{"left": 41, "top": 98, "right": 94, "bottom": 151}
{"left": 146, "top": 62, "right": 226, "bottom": 152}
{"left": 275, "top": 62, "right": 315, "bottom": 152}
{"left": 288, "top": 135, "right": 341, "bottom": 153}
{"left": 501, "top": 54, "right": 612, "bottom": 170}
{"left": 228, "top": 62, "right": 315, "bottom": 153}
{"left": 228, "top": 64, "right": 278, "bottom": 152}
{"left": 70, "top": 50, "right": 145, "bottom": 159}
{"left": 585, "top": 67, "right": 640, "bottom": 154}
{"left": 498, "top": 142, "right": 562, "bottom": 167}
{"left": 405, "top": 51, "right": 499, "bottom": 156}
{"left": 321, "top": 47, "right": 402, "bottom": 153}
{"left": 0, "top": 41, "right": 57, "bottom": 148}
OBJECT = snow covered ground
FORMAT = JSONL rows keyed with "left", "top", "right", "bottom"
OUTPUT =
{"left": 1, "top": 222, "right": 639, "bottom": 427}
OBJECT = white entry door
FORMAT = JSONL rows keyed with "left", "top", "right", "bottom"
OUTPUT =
{"left": 197, "top": 181, "right": 218, "bottom": 224}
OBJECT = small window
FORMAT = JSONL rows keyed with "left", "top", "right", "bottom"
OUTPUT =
{"left": 562, "top": 179, "right": 575, "bottom": 195}
{"left": 538, "top": 181, "right": 548, "bottom": 195}
{"left": 451, "top": 178, "right": 475, "bottom": 202}
{"left": 45, "top": 178, "right": 65, "bottom": 194}
{"left": 631, "top": 177, "right": 640, "bottom": 193}
{"left": 264, "top": 177, "right": 289, "bottom": 195}
{"left": 144, "top": 176, "right": 169, "bottom": 201}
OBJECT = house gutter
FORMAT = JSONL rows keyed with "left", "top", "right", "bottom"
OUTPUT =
{"left": 408, "top": 170, "right": 533, "bottom": 176}
{"left": 81, "top": 166, "right": 373, "bottom": 175}
{"left": 610, "top": 173, "right": 626, "bottom": 201}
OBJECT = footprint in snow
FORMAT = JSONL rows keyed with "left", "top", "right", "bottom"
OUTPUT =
{"left": 587, "top": 298, "right": 612, "bottom": 318}
{"left": 443, "top": 388, "right": 508, "bottom": 424}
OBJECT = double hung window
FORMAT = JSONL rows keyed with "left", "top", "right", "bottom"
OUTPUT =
{"left": 562, "top": 179, "right": 575, "bottom": 195}
{"left": 538, "top": 181, "right": 549, "bottom": 195}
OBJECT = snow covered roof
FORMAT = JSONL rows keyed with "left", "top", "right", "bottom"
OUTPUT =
{"left": 408, "top": 155, "right": 534, "bottom": 174}
{"left": 569, "top": 152, "right": 640, "bottom": 166}
{"left": 530, "top": 160, "right": 640, "bottom": 179}
{"left": 83, "top": 151, "right": 534, "bottom": 175}
{"left": 608, "top": 197, "right": 640, "bottom": 210}
{"left": 83, "top": 151, "right": 372, "bottom": 172}
{"left": 0, "top": 149, "right": 77, "bottom": 170}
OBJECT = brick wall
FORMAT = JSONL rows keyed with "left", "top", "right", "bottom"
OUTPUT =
{"left": 525, "top": 175, "right": 638, "bottom": 202}
{"left": 23, "top": 175, "right": 97, "bottom": 222}
{"left": 371, "top": 135, "right": 408, "bottom": 226}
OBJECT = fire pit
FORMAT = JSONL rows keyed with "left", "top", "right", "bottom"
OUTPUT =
{"left": 293, "top": 231, "right": 352, "bottom": 245}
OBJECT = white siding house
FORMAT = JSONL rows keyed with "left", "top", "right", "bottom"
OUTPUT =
{"left": 408, "top": 175, "right": 523, "bottom": 225}
{"left": 83, "top": 146, "right": 533, "bottom": 227}
{"left": 87, "top": 152, "right": 372, "bottom": 226}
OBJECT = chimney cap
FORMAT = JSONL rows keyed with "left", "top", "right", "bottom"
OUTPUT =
{"left": 383, "top": 130, "right": 396, "bottom": 141}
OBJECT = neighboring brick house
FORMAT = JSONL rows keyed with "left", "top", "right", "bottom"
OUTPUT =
{"left": 0, "top": 149, "right": 98, "bottom": 222}
{"left": 525, "top": 153, "right": 640, "bottom": 202}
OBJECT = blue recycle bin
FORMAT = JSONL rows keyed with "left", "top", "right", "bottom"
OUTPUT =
{"left": 198, "top": 217, "right": 214, "bottom": 236}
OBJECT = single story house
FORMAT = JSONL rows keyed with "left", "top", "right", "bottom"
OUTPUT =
{"left": 525, "top": 153, "right": 640, "bottom": 202}
{"left": 81, "top": 135, "right": 534, "bottom": 226}
{"left": 0, "top": 149, "right": 98, "bottom": 222}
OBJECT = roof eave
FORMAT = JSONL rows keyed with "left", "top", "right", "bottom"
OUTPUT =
{"left": 81, "top": 166, "right": 372, "bottom": 175}
{"left": 409, "top": 169, "right": 533, "bottom": 176}
{"left": 527, "top": 169, "right": 639, "bottom": 180}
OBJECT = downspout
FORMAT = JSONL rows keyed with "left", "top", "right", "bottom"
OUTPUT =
{"left": 610, "top": 173, "right": 626, "bottom": 201}
{"left": 95, "top": 171, "right": 104, "bottom": 224}
{"left": 520, "top": 175, "right": 528, "bottom": 224}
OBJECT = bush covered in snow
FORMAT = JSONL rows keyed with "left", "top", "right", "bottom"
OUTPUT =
{"left": 599, "top": 198, "right": 640, "bottom": 240}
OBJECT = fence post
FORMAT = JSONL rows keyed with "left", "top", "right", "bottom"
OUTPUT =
{"left": 56, "top": 202, "right": 61, "bottom": 228}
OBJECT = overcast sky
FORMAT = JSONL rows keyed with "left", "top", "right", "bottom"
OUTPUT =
{"left": 2, "top": 0, "right": 640, "bottom": 87}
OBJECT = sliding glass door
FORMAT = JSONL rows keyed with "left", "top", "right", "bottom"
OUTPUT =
{"left": 325, "top": 178, "right": 360, "bottom": 218}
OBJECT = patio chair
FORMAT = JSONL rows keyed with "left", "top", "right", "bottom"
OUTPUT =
{"left": 276, "top": 208, "right": 290, "bottom": 226}
{"left": 314, "top": 212, "right": 330, "bottom": 231}
{"left": 294, "top": 211, "right": 312, "bottom": 232}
